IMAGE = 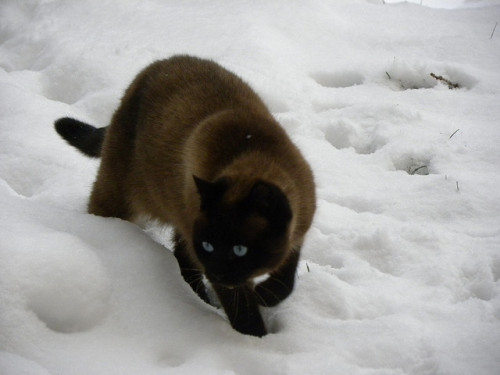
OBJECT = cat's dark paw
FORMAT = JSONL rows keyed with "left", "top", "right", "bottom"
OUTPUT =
{"left": 254, "top": 279, "right": 292, "bottom": 307}
{"left": 232, "top": 317, "right": 267, "bottom": 337}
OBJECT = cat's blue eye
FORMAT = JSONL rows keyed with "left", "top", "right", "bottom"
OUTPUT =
{"left": 202, "top": 241, "right": 214, "bottom": 252}
{"left": 233, "top": 245, "right": 248, "bottom": 257}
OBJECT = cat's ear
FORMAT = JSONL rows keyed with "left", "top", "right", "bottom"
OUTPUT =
{"left": 193, "top": 175, "right": 227, "bottom": 212}
{"left": 249, "top": 181, "right": 292, "bottom": 226}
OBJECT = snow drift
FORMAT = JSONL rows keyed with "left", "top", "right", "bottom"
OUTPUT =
{"left": 1, "top": 1, "right": 499, "bottom": 374}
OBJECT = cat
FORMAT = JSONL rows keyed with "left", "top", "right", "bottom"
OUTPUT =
{"left": 55, "top": 55, "right": 316, "bottom": 337}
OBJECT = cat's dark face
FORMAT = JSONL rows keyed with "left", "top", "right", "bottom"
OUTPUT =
{"left": 192, "top": 176, "right": 292, "bottom": 287}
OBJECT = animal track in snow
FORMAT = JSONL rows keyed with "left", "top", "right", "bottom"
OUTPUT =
{"left": 157, "top": 350, "right": 186, "bottom": 368}
{"left": 311, "top": 70, "right": 364, "bottom": 88}
{"left": 324, "top": 119, "right": 387, "bottom": 155}
{"left": 40, "top": 61, "right": 111, "bottom": 105}
{"left": 461, "top": 260, "right": 497, "bottom": 302}
{"left": 385, "top": 59, "right": 477, "bottom": 91}
{"left": 392, "top": 154, "right": 432, "bottom": 176}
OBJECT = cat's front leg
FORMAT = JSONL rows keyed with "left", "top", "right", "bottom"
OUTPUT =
{"left": 213, "top": 283, "right": 267, "bottom": 337}
{"left": 173, "top": 232, "right": 210, "bottom": 304}
{"left": 254, "top": 248, "right": 300, "bottom": 307}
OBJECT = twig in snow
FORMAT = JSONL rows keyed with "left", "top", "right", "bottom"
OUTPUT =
{"left": 306, "top": 263, "right": 310, "bottom": 272}
{"left": 385, "top": 71, "right": 392, "bottom": 80}
{"left": 430, "top": 73, "right": 460, "bottom": 89}
{"left": 456, "top": 181, "right": 460, "bottom": 192}
{"left": 449, "top": 129, "right": 460, "bottom": 139}
{"left": 491, "top": 22, "right": 498, "bottom": 39}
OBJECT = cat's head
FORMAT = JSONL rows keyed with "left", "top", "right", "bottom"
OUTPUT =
{"left": 192, "top": 176, "right": 292, "bottom": 287}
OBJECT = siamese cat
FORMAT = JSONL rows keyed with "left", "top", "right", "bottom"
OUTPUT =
{"left": 55, "top": 55, "right": 316, "bottom": 337}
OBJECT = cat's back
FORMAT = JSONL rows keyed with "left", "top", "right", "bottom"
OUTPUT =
{"left": 136, "top": 56, "right": 269, "bottom": 131}
{"left": 124, "top": 56, "right": 275, "bottom": 221}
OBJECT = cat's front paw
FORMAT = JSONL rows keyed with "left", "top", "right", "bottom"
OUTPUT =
{"left": 232, "top": 315, "right": 267, "bottom": 337}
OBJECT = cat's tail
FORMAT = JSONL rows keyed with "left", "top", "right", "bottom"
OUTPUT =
{"left": 54, "top": 117, "right": 106, "bottom": 158}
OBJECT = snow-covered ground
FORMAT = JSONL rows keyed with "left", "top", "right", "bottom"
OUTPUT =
{"left": 1, "top": 1, "right": 499, "bottom": 374}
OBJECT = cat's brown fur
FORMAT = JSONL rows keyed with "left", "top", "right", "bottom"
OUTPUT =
{"left": 55, "top": 55, "right": 315, "bottom": 336}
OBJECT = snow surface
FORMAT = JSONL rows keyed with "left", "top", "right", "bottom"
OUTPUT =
{"left": 1, "top": 0, "right": 500, "bottom": 374}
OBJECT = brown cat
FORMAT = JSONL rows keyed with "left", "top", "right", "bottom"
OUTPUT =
{"left": 55, "top": 55, "right": 316, "bottom": 337}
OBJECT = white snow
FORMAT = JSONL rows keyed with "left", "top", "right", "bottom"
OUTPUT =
{"left": 1, "top": 0, "right": 499, "bottom": 374}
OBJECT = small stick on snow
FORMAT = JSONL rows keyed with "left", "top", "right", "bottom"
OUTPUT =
{"left": 306, "top": 263, "right": 310, "bottom": 272}
{"left": 491, "top": 22, "right": 498, "bottom": 39}
{"left": 386, "top": 71, "right": 392, "bottom": 80}
{"left": 449, "top": 129, "right": 460, "bottom": 139}
{"left": 430, "top": 73, "right": 460, "bottom": 89}
{"left": 456, "top": 181, "right": 460, "bottom": 192}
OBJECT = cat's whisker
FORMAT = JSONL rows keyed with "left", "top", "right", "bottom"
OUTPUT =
{"left": 243, "top": 288, "right": 254, "bottom": 318}
{"left": 231, "top": 288, "right": 240, "bottom": 320}
{"left": 255, "top": 283, "right": 282, "bottom": 306}
{"left": 271, "top": 277, "right": 293, "bottom": 294}
{"left": 254, "top": 291, "right": 270, "bottom": 308}
{"left": 182, "top": 273, "right": 203, "bottom": 283}
{"left": 179, "top": 266, "right": 203, "bottom": 272}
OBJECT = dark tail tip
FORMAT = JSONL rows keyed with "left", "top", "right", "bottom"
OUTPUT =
{"left": 54, "top": 117, "right": 106, "bottom": 158}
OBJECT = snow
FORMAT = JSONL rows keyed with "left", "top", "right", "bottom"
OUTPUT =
{"left": 1, "top": 0, "right": 499, "bottom": 374}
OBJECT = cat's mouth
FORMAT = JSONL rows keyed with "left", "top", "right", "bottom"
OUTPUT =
{"left": 207, "top": 273, "right": 249, "bottom": 288}
{"left": 206, "top": 269, "right": 272, "bottom": 289}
